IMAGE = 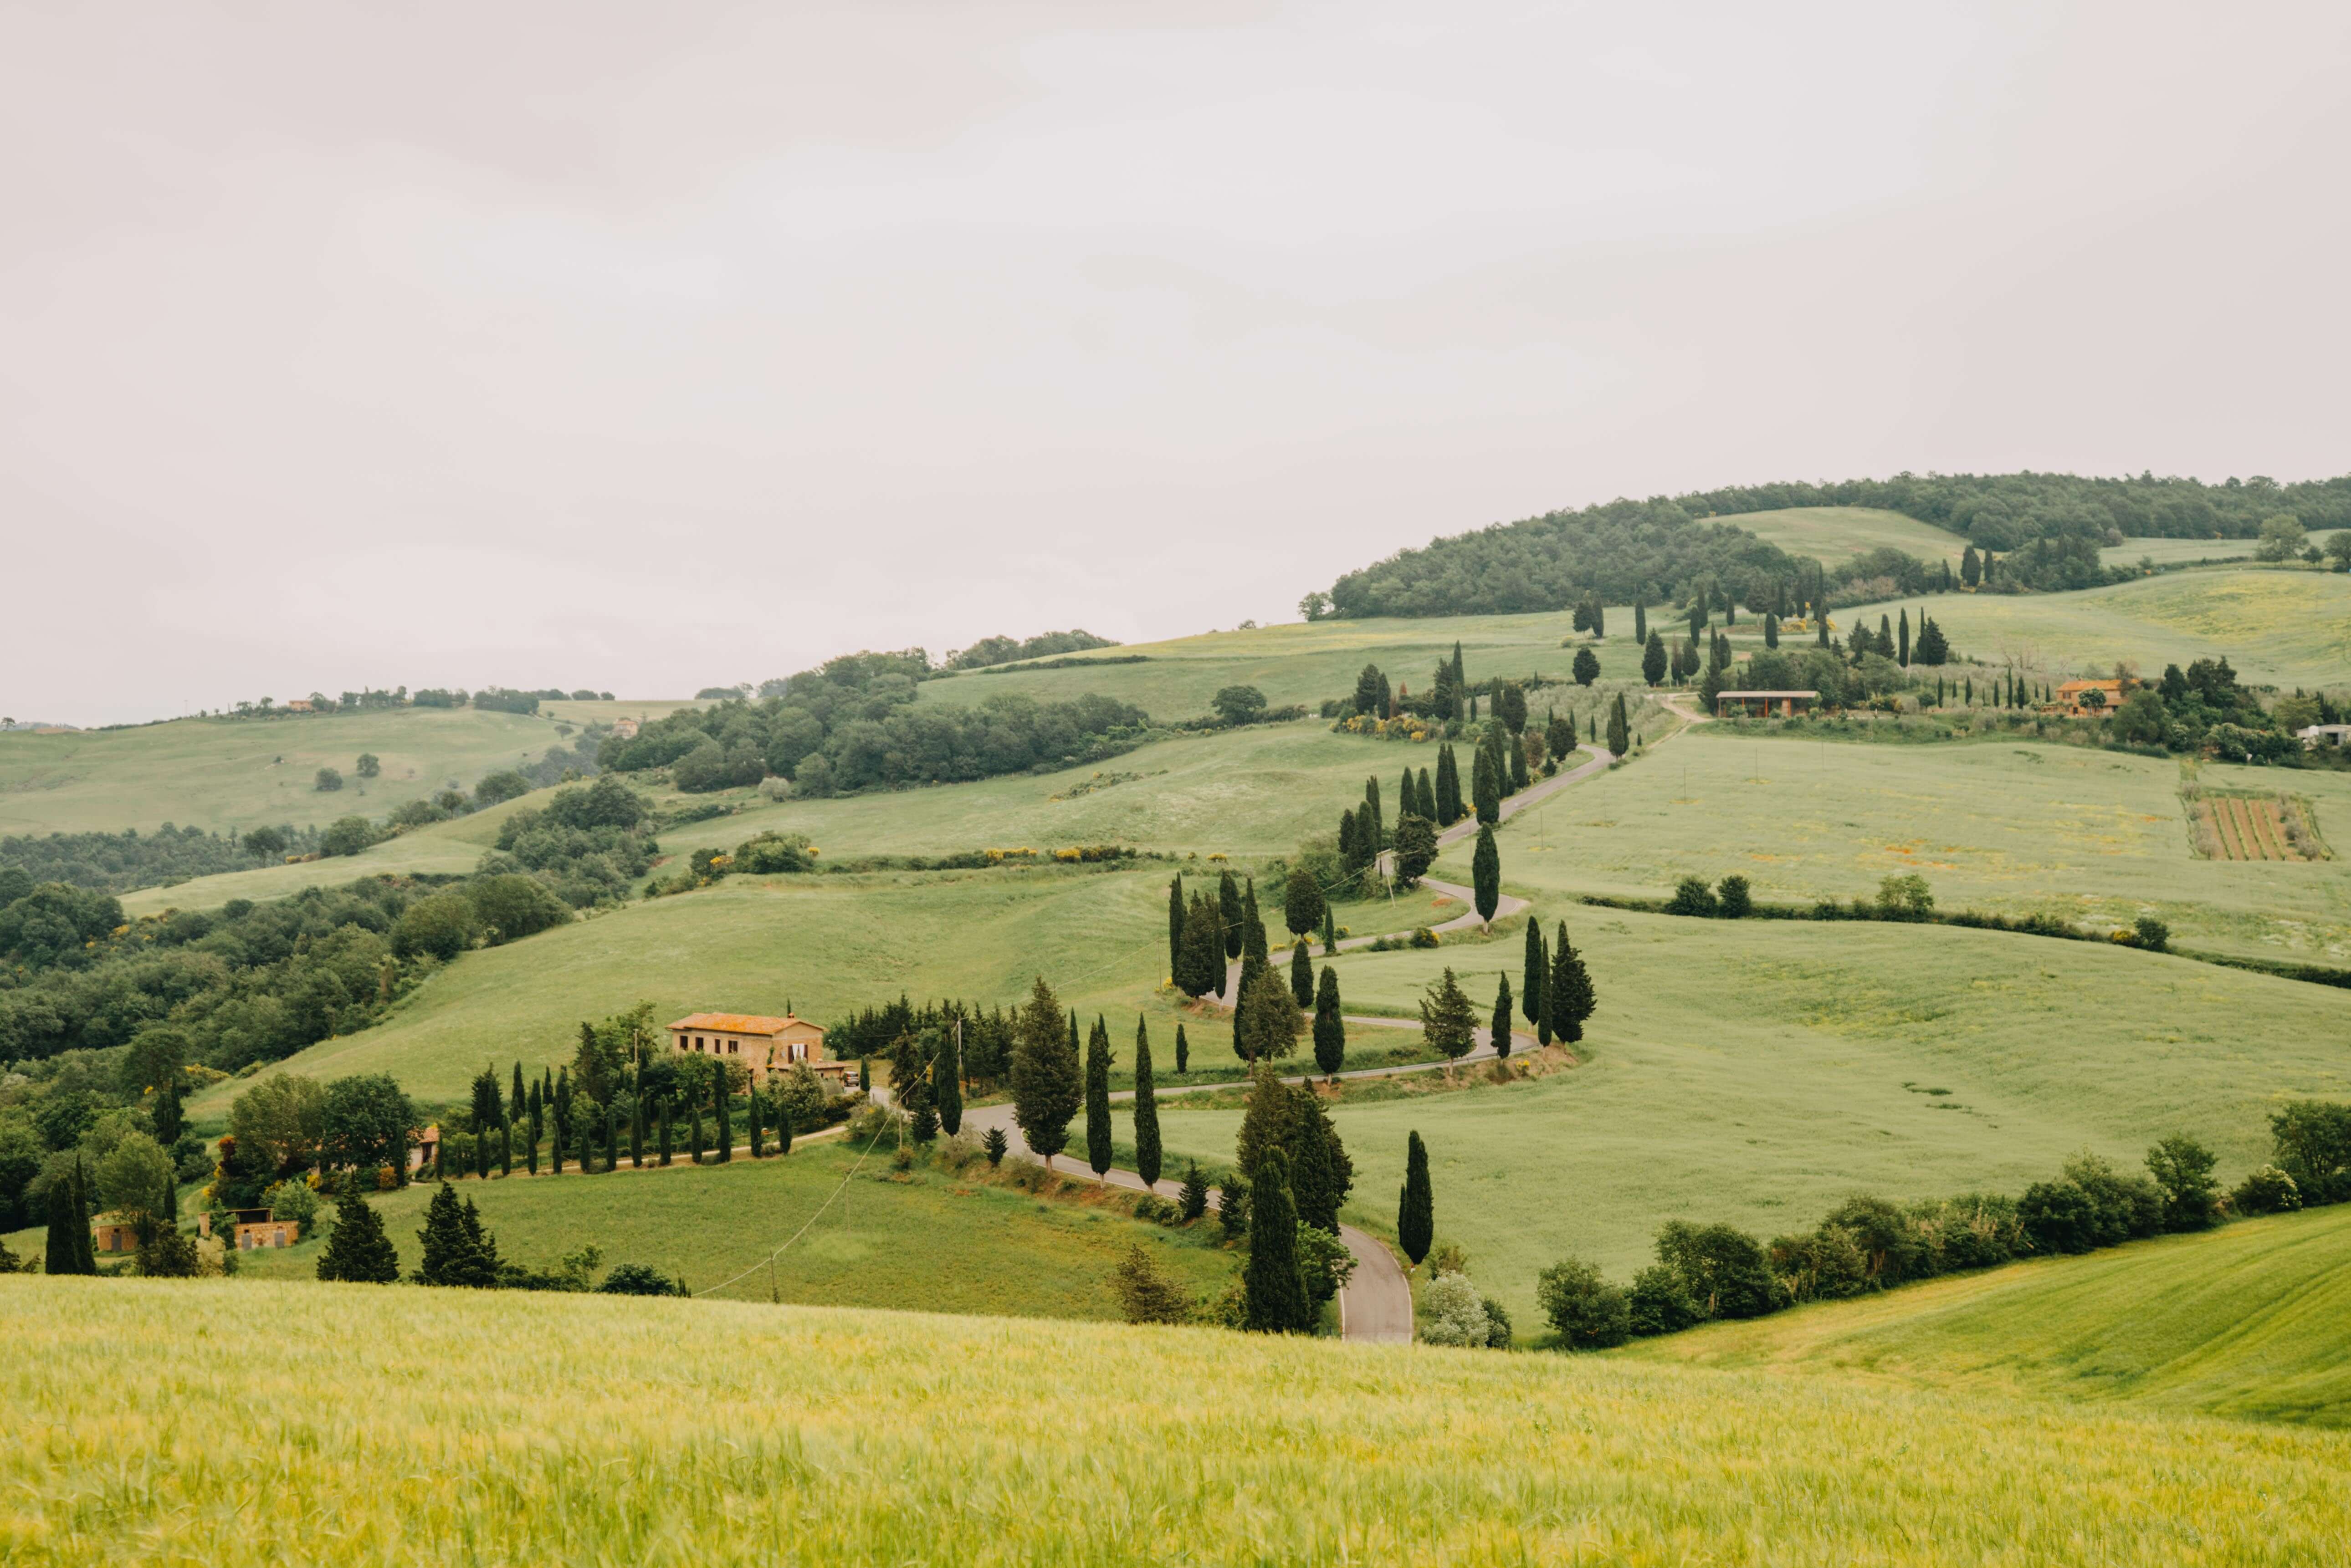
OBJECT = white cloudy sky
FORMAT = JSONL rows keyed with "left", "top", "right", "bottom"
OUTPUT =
{"left": 5, "top": 1, "right": 2346, "bottom": 724}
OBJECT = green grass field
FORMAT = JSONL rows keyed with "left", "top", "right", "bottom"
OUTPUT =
{"left": 0, "top": 703, "right": 684, "bottom": 839}
{"left": 214, "top": 1138, "right": 1237, "bottom": 1317}
{"left": 1844, "top": 566, "right": 2351, "bottom": 690}
{"left": 2103, "top": 536, "right": 2255, "bottom": 568}
{"left": 1624, "top": 1203, "right": 2351, "bottom": 1428}
{"left": 1707, "top": 505, "right": 1966, "bottom": 565}
{"left": 1130, "top": 905, "right": 2350, "bottom": 1325}
{"left": 7, "top": 1275, "right": 2351, "bottom": 1566}
{"left": 1457, "top": 729, "right": 2351, "bottom": 964}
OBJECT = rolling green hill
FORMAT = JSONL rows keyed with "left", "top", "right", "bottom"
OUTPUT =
{"left": 1135, "top": 906, "right": 2351, "bottom": 1324}
{"left": 6, "top": 1275, "right": 2349, "bottom": 1565}
{"left": 1843, "top": 567, "right": 2351, "bottom": 690}
{"left": 0, "top": 702, "right": 685, "bottom": 839}
{"left": 1621, "top": 1203, "right": 2351, "bottom": 1428}
{"left": 1708, "top": 505, "right": 1965, "bottom": 565}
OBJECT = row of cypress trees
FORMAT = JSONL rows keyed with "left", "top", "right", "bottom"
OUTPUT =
{"left": 1517, "top": 921, "right": 1598, "bottom": 1047}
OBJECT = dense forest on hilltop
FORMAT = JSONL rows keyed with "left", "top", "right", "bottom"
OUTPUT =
{"left": 1325, "top": 471, "right": 2351, "bottom": 618}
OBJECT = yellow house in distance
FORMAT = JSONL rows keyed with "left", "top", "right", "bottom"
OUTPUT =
{"left": 668, "top": 1011, "right": 850, "bottom": 1089}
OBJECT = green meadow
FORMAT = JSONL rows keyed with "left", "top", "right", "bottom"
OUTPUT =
{"left": 2103, "top": 536, "right": 2254, "bottom": 568}
{"left": 1133, "top": 907, "right": 2351, "bottom": 1325}
{"left": 1708, "top": 504, "right": 1965, "bottom": 565}
{"left": 8, "top": 1274, "right": 2351, "bottom": 1566}
{"left": 1844, "top": 566, "right": 2351, "bottom": 690}
{"left": 1446, "top": 730, "right": 2351, "bottom": 964}
{"left": 220, "top": 1137, "right": 1237, "bottom": 1318}
{"left": 1625, "top": 1201, "right": 2351, "bottom": 1428}
{"left": 0, "top": 703, "right": 675, "bottom": 838}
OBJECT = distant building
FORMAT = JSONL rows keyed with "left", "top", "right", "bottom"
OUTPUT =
{"left": 669, "top": 1011, "right": 850, "bottom": 1089}
{"left": 2053, "top": 679, "right": 2125, "bottom": 717}
{"left": 2299, "top": 724, "right": 2351, "bottom": 750}
{"left": 1714, "top": 690, "right": 1818, "bottom": 718}
{"left": 408, "top": 1124, "right": 441, "bottom": 1173}
{"left": 610, "top": 716, "right": 640, "bottom": 740}
{"left": 198, "top": 1208, "right": 302, "bottom": 1250}
{"left": 92, "top": 1214, "right": 139, "bottom": 1253}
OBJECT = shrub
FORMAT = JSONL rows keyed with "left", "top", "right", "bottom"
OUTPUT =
{"left": 314, "top": 767, "right": 344, "bottom": 792}
{"left": 1421, "top": 1272, "right": 1500, "bottom": 1347}
{"left": 392, "top": 891, "right": 477, "bottom": 961}
{"left": 1535, "top": 1256, "right": 1630, "bottom": 1348}
{"left": 466, "top": 875, "right": 571, "bottom": 945}
{"left": 2133, "top": 916, "right": 2171, "bottom": 951}
{"left": 1665, "top": 877, "right": 1717, "bottom": 917}
{"left": 319, "top": 816, "right": 379, "bottom": 857}
{"left": 2267, "top": 1100, "right": 2351, "bottom": 1205}
{"left": 1409, "top": 927, "right": 1440, "bottom": 949}
{"left": 1716, "top": 875, "right": 1752, "bottom": 918}
{"left": 1654, "top": 1221, "right": 1781, "bottom": 1318}
{"left": 261, "top": 1177, "right": 320, "bottom": 1228}
{"left": 2145, "top": 1135, "right": 2219, "bottom": 1231}
{"left": 1625, "top": 1264, "right": 1701, "bottom": 1336}
{"left": 732, "top": 832, "right": 816, "bottom": 874}
{"left": 1106, "top": 1245, "right": 1195, "bottom": 1325}
{"left": 1875, "top": 873, "right": 1935, "bottom": 920}
{"left": 2232, "top": 1164, "right": 2302, "bottom": 1215}
{"left": 473, "top": 771, "right": 533, "bottom": 807}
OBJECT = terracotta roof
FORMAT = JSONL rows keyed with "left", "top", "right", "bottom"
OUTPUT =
{"left": 669, "top": 1012, "right": 813, "bottom": 1035}
{"left": 1715, "top": 690, "right": 1820, "bottom": 698}
{"left": 2055, "top": 679, "right": 2122, "bottom": 692}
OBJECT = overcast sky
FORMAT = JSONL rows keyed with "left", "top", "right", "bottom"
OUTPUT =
{"left": 5, "top": 1, "right": 2346, "bottom": 725}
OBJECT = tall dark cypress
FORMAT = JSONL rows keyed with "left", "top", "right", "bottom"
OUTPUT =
{"left": 1167, "top": 874, "right": 1186, "bottom": 982}
{"left": 1241, "top": 878, "right": 1268, "bottom": 968}
{"left": 1085, "top": 1016, "right": 1114, "bottom": 1177}
{"left": 1550, "top": 921, "right": 1596, "bottom": 1044}
{"left": 1242, "top": 1149, "right": 1313, "bottom": 1334}
{"left": 1899, "top": 608, "right": 1911, "bottom": 667}
{"left": 1491, "top": 972, "right": 1513, "bottom": 1061}
{"left": 714, "top": 1072, "right": 732, "bottom": 1162}
{"left": 1634, "top": 599, "right": 1648, "bottom": 644}
{"left": 1398, "top": 1131, "right": 1434, "bottom": 1266}
{"left": 45, "top": 1164, "right": 84, "bottom": 1276}
{"left": 658, "top": 1098, "right": 673, "bottom": 1166}
{"left": 575, "top": 1116, "right": 593, "bottom": 1175}
{"left": 1290, "top": 937, "right": 1315, "bottom": 1008}
{"left": 500, "top": 1116, "right": 512, "bottom": 1176}
{"left": 1607, "top": 693, "right": 1630, "bottom": 756}
{"left": 603, "top": 1104, "right": 618, "bottom": 1172}
{"left": 1312, "top": 965, "right": 1345, "bottom": 1076}
{"left": 1522, "top": 921, "right": 1547, "bottom": 1026}
{"left": 1399, "top": 767, "right": 1416, "bottom": 830}
{"left": 1362, "top": 775, "right": 1383, "bottom": 851}
{"left": 70, "top": 1159, "right": 95, "bottom": 1274}
{"left": 1471, "top": 823, "right": 1501, "bottom": 925}
{"left": 1435, "top": 744, "right": 1462, "bottom": 824}
{"left": 748, "top": 1088, "right": 764, "bottom": 1159}
{"left": 1471, "top": 742, "right": 1500, "bottom": 826}
{"left": 1132, "top": 1016, "right": 1161, "bottom": 1188}
{"left": 1417, "top": 766, "right": 1436, "bottom": 822}
{"left": 1218, "top": 871, "right": 1245, "bottom": 960}
{"left": 512, "top": 1061, "right": 526, "bottom": 1126}
{"left": 154, "top": 1073, "right": 184, "bottom": 1146}
{"left": 689, "top": 1100, "right": 705, "bottom": 1165}
{"left": 630, "top": 1092, "right": 645, "bottom": 1168}
{"left": 936, "top": 1026, "right": 963, "bottom": 1137}
{"left": 1175, "top": 1022, "right": 1190, "bottom": 1075}
{"left": 1321, "top": 904, "right": 1338, "bottom": 956}
{"left": 775, "top": 1098, "right": 793, "bottom": 1157}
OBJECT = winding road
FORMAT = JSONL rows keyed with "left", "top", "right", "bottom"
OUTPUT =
{"left": 963, "top": 743, "right": 1620, "bottom": 1344}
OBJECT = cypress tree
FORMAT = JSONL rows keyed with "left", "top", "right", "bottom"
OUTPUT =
{"left": 1241, "top": 878, "right": 1268, "bottom": 967}
{"left": 658, "top": 1098, "right": 673, "bottom": 1166}
{"left": 1899, "top": 608, "right": 1911, "bottom": 667}
{"left": 1175, "top": 1021, "right": 1189, "bottom": 1075}
{"left": 1218, "top": 871, "right": 1245, "bottom": 960}
{"left": 1362, "top": 776, "right": 1383, "bottom": 851}
{"left": 1522, "top": 920, "right": 1546, "bottom": 1025}
{"left": 1400, "top": 766, "right": 1417, "bottom": 829}
{"left": 1281, "top": 863, "right": 1325, "bottom": 940}
{"left": 44, "top": 1165, "right": 84, "bottom": 1276}
{"left": 936, "top": 1027, "right": 963, "bottom": 1137}
{"left": 1508, "top": 735, "right": 1529, "bottom": 792}
{"left": 630, "top": 1093, "right": 645, "bottom": 1168}
{"left": 512, "top": 1061, "right": 525, "bottom": 1124}
{"left": 1550, "top": 921, "right": 1597, "bottom": 1044}
{"left": 1536, "top": 958, "right": 1554, "bottom": 1047}
{"left": 1085, "top": 1017, "right": 1115, "bottom": 1177}
{"left": 689, "top": 1100, "right": 705, "bottom": 1164}
{"left": 714, "top": 1073, "right": 732, "bottom": 1162}
{"left": 1764, "top": 611, "right": 1779, "bottom": 649}
{"left": 1312, "top": 965, "right": 1345, "bottom": 1076}
{"left": 1471, "top": 742, "right": 1500, "bottom": 825}
{"left": 775, "top": 1099, "right": 793, "bottom": 1157}
{"left": 316, "top": 1193, "right": 400, "bottom": 1283}
{"left": 1397, "top": 1131, "right": 1433, "bottom": 1267}
{"left": 1607, "top": 693, "right": 1630, "bottom": 756}
{"left": 1338, "top": 806, "right": 1360, "bottom": 868}
{"left": 1435, "top": 744, "right": 1462, "bottom": 823}
{"left": 1321, "top": 904, "right": 1338, "bottom": 956}
{"left": 1242, "top": 1149, "right": 1313, "bottom": 1334}
{"left": 1417, "top": 766, "right": 1435, "bottom": 822}
{"left": 71, "top": 1159, "right": 94, "bottom": 1274}
{"left": 576, "top": 1115, "right": 593, "bottom": 1175}
{"left": 154, "top": 1072, "right": 183, "bottom": 1146}
{"left": 1132, "top": 1016, "right": 1161, "bottom": 1188}
{"left": 499, "top": 1116, "right": 512, "bottom": 1177}
{"left": 1491, "top": 972, "right": 1513, "bottom": 1061}
{"left": 748, "top": 1088, "right": 764, "bottom": 1159}
{"left": 1008, "top": 979, "right": 1081, "bottom": 1168}
{"left": 1290, "top": 936, "right": 1314, "bottom": 1008}
{"left": 1471, "top": 823, "right": 1501, "bottom": 925}
{"left": 1634, "top": 598, "right": 1648, "bottom": 644}
{"left": 1168, "top": 874, "right": 1186, "bottom": 981}
{"left": 1178, "top": 892, "right": 1221, "bottom": 998}
{"left": 1818, "top": 613, "right": 1831, "bottom": 649}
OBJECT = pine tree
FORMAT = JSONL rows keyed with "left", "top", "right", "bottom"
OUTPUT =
{"left": 936, "top": 1027, "right": 963, "bottom": 1137}
{"left": 1218, "top": 871, "right": 1245, "bottom": 960}
{"left": 1168, "top": 874, "right": 1186, "bottom": 981}
{"left": 1242, "top": 1149, "right": 1313, "bottom": 1334}
{"left": 1642, "top": 629, "right": 1667, "bottom": 687}
{"left": 1290, "top": 936, "right": 1315, "bottom": 1009}
{"left": 1491, "top": 972, "right": 1513, "bottom": 1061}
{"left": 1241, "top": 878, "right": 1268, "bottom": 967}
{"left": 316, "top": 1194, "right": 400, "bottom": 1283}
{"left": 415, "top": 1181, "right": 497, "bottom": 1287}
{"left": 1178, "top": 1162, "right": 1209, "bottom": 1222}
{"left": 1607, "top": 693, "right": 1630, "bottom": 756}
{"left": 658, "top": 1097, "right": 672, "bottom": 1166}
{"left": 1085, "top": 1016, "right": 1115, "bottom": 1176}
{"left": 1397, "top": 1131, "right": 1433, "bottom": 1267}
{"left": 1550, "top": 921, "right": 1597, "bottom": 1044}
{"left": 1522, "top": 920, "right": 1547, "bottom": 1025}
{"left": 714, "top": 1073, "right": 732, "bottom": 1163}
{"left": 1419, "top": 967, "right": 1478, "bottom": 1064}
{"left": 1009, "top": 978, "right": 1082, "bottom": 1168}
{"left": 1312, "top": 964, "right": 1345, "bottom": 1076}
{"left": 1175, "top": 1021, "right": 1190, "bottom": 1075}
{"left": 1471, "top": 823, "right": 1501, "bottom": 925}
{"left": 1132, "top": 1015, "right": 1161, "bottom": 1187}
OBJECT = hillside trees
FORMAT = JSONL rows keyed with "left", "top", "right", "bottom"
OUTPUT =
{"left": 1311, "top": 966, "right": 1344, "bottom": 1075}
{"left": 1390, "top": 813, "right": 1437, "bottom": 887}
{"left": 1177, "top": 893, "right": 1226, "bottom": 999}
{"left": 316, "top": 1194, "right": 401, "bottom": 1283}
{"left": 1642, "top": 632, "right": 1667, "bottom": 688}
{"left": 1397, "top": 1131, "right": 1433, "bottom": 1266}
{"left": 1131, "top": 1017, "right": 1160, "bottom": 1187}
{"left": 1084, "top": 1017, "right": 1114, "bottom": 1178}
{"left": 1218, "top": 871, "right": 1245, "bottom": 960}
{"left": 1009, "top": 978, "right": 1081, "bottom": 1168}
{"left": 1548, "top": 923, "right": 1596, "bottom": 1044}
{"left": 1242, "top": 1149, "right": 1313, "bottom": 1334}
{"left": 1235, "top": 964, "right": 1303, "bottom": 1062}
{"left": 1290, "top": 939, "right": 1314, "bottom": 1008}
{"left": 1471, "top": 825, "right": 1500, "bottom": 925}
{"left": 1434, "top": 744, "right": 1464, "bottom": 825}
{"left": 1606, "top": 694, "right": 1630, "bottom": 756}
{"left": 1281, "top": 864, "right": 1324, "bottom": 939}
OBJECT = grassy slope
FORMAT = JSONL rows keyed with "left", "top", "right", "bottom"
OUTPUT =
{"left": 7, "top": 1277, "right": 2350, "bottom": 1566}
{"left": 218, "top": 1139, "right": 1236, "bottom": 1317}
{"left": 1474, "top": 730, "right": 2351, "bottom": 964}
{"left": 0, "top": 702, "right": 686, "bottom": 839}
{"left": 1622, "top": 1203, "right": 2351, "bottom": 1429}
{"left": 1708, "top": 505, "right": 1966, "bottom": 564}
{"left": 2103, "top": 537, "right": 2254, "bottom": 567}
{"left": 1135, "top": 906, "right": 2351, "bottom": 1324}
{"left": 1844, "top": 566, "right": 2351, "bottom": 690}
